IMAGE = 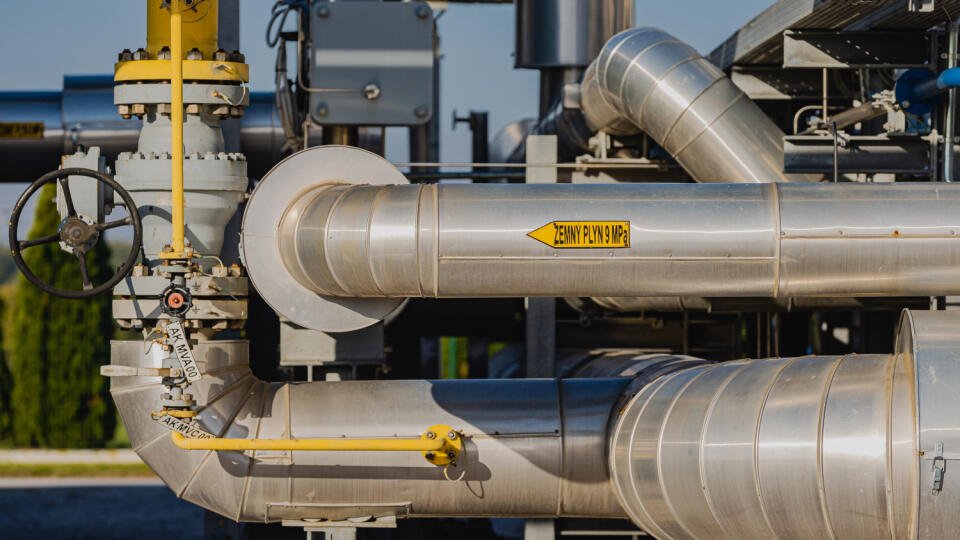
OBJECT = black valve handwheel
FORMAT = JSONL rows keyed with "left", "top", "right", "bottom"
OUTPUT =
{"left": 8, "top": 167, "right": 143, "bottom": 299}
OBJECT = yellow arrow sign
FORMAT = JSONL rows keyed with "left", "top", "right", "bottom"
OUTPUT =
{"left": 527, "top": 221, "right": 630, "bottom": 249}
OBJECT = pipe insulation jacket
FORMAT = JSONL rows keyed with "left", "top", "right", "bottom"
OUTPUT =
{"left": 579, "top": 27, "right": 819, "bottom": 183}
{"left": 261, "top": 181, "right": 960, "bottom": 300}
{"left": 109, "top": 310, "right": 960, "bottom": 537}
{"left": 110, "top": 348, "right": 702, "bottom": 522}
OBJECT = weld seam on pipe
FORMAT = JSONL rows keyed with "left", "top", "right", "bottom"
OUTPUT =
{"left": 751, "top": 357, "right": 797, "bottom": 538}
{"left": 366, "top": 187, "right": 390, "bottom": 296}
{"left": 655, "top": 367, "right": 712, "bottom": 539}
{"left": 815, "top": 355, "right": 846, "bottom": 540}
{"left": 698, "top": 362, "right": 751, "bottom": 538}
{"left": 321, "top": 185, "right": 357, "bottom": 296}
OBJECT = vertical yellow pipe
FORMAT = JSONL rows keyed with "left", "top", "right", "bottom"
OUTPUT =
{"left": 169, "top": 0, "right": 185, "bottom": 256}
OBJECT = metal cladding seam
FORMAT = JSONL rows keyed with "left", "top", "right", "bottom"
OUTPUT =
{"left": 579, "top": 27, "right": 819, "bottom": 183}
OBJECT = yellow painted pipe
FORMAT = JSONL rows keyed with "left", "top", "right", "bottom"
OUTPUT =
{"left": 169, "top": 0, "right": 185, "bottom": 257}
{"left": 146, "top": 0, "right": 219, "bottom": 60}
{"left": 169, "top": 424, "right": 463, "bottom": 465}
{"left": 171, "top": 432, "right": 446, "bottom": 452}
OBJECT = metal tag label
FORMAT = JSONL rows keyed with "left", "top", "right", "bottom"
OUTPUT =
{"left": 153, "top": 414, "right": 215, "bottom": 439}
{"left": 528, "top": 221, "right": 630, "bottom": 249}
{"left": 167, "top": 322, "right": 202, "bottom": 382}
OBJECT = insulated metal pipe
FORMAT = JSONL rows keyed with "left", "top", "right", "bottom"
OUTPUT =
{"left": 268, "top": 180, "right": 960, "bottom": 300}
{"left": 610, "top": 309, "right": 960, "bottom": 539}
{"left": 109, "top": 311, "right": 960, "bottom": 536}
{"left": 110, "top": 341, "right": 695, "bottom": 522}
{"left": 579, "top": 27, "right": 818, "bottom": 183}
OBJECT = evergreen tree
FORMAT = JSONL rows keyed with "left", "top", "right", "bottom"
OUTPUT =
{"left": 10, "top": 182, "right": 115, "bottom": 447}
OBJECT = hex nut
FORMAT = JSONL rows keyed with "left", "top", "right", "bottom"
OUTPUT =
{"left": 158, "top": 46, "right": 171, "bottom": 60}
{"left": 230, "top": 50, "right": 245, "bottom": 63}
{"left": 425, "top": 452, "right": 435, "bottom": 460}
{"left": 133, "top": 48, "right": 149, "bottom": 61}
{"left": 447, "top": 431, "right": 457, "bottom": 440}
{"left": 425, "top": 431, "right": 436, "bottom": 439}
{"left": 157, "top": 103, "right": 171, "bottom": 115}
{"left": 214, "top": 48, "right": 229, "bottom": 61}
{"left": 185, "top": 103, "right": 201, "bottom": 115}
{"left": 186, "top": 48, "right": 202, "bottom": 60}
{"left": 119, "top": 49, "right": 133, "bottom": 62}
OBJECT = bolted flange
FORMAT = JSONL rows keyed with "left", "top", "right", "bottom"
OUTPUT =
{"left": 421, "top": 424, "right": 463, "bottom": 466}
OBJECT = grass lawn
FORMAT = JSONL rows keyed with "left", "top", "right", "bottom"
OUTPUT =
{"left": 0, "top": 463, "right": 154, "bottom": 477}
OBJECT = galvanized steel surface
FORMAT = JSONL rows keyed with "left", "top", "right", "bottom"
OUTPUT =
{"left": 579, "top": 27, "right": 818, "bottom": 183}
{"left": 609, "top": 310, "right": 959, "bottom": 539}
{"left": 264, "top": 179, "right": 960, "bottom": 303}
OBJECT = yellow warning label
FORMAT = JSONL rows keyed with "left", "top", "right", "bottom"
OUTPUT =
{"left": 0, "top": 122, "right": 43, "bottom": 139}
{"left": 527, "top": 221, "right": 630, "bottom": 249}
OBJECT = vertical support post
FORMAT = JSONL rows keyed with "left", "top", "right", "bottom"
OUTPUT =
{"left": 822, "top": 68, "right": 829, "bottom": 124}
{"left": 525, "top": 298, "right": 555, "bottom": 378}
{"left": 525, "top": 134, "right": 557, "bottom": 379}
{"left": 524, "top": 518, "right": 555, "bottom": 540}
{"left": 169, "top": 0, "right": 186, "bottom": 256}
{"left": 945, "top": 21, "right": 958, "bottom": 182}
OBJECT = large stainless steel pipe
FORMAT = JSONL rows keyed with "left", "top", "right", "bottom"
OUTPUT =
{"left": 580, "top": 28, "right": 818, "bottom": 183}
{"left": 110, "top": 310, "right": 960, "bottom": 536}
{"left": 109, "top": 340, "right": 696, "bottom": 522}
{"left": 266, "top": 179, "right": 960, "bottom": 300}
{"left": 611, "top": 309, "right": 960, "bottom": 539}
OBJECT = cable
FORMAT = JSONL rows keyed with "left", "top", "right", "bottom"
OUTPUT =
{"left": 266, "top": 2, "right": 293, "bottom": 48}
{"left": 212, "top": 63, "right": 248, "bottom": 106}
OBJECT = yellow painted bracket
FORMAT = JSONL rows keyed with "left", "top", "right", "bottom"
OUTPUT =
{"left": 114, "top": 60, "right": 249, "bottom": 83}
{"left": 170, "top": 424, "right": 463, "bottom": 466}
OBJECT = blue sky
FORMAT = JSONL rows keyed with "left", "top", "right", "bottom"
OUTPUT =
{"left": 0, "top": 0, "right": 773, "bottom": 218}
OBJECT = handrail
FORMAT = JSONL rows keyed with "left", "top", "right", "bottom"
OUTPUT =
{"left": 169, "top": 424, "right": 462, "bottom": 465}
